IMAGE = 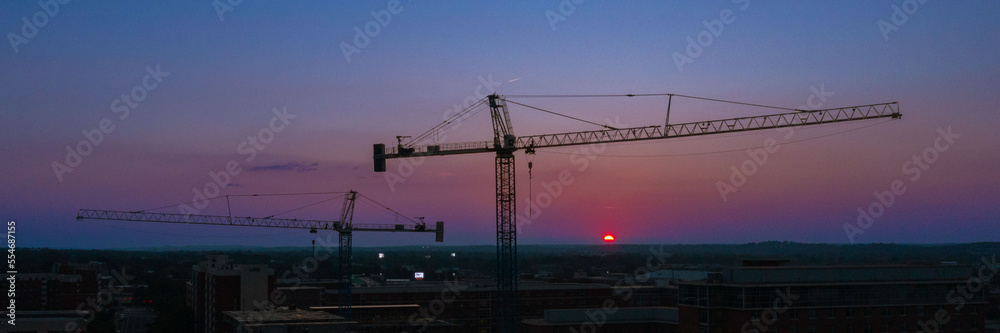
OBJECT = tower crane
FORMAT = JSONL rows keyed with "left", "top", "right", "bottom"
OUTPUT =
{"left": 373, "top": 93, "right": 900, "bottom": 332}
{"left": 76, "top": 190, "right": 444, "bottom": 320}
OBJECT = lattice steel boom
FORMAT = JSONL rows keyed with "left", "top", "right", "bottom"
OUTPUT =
{"left": 74, "top": 209, "right": 442, "bottom": 234}
{"left": 375, "top": 101, "right": 901, "bottom": 160}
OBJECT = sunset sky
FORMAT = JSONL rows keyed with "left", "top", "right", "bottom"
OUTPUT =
{"left": 2, "top": 1, "right": 998, "bottom": 249}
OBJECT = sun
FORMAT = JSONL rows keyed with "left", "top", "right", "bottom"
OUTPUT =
{"left": 603, "top": 234, "right": 615, "bottom": 242}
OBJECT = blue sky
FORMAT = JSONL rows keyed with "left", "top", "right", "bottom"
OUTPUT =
{"left": 2, "top": 1, "right": 998, "bottom": 248}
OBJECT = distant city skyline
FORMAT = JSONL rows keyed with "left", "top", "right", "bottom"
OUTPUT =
{"left": 2, "top": 2, "right": 998, "bottom": 248}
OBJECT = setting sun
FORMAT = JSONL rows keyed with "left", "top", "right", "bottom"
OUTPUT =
{"left": 603, "top": 234, "right": 615, "bottom": 242}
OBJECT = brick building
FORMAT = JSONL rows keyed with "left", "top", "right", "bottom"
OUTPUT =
{"left": 186, "top": 255, "right": 274, "bottom": 333}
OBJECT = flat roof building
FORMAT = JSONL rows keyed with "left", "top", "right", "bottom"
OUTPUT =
{"left": 224, "top": 308, "right": 351, "bottom": 333}
{"left": 676, "top": 263, "right": 988, "bottom": 333}
{"left": 523, "top": 307, "right": 678, "bottom": 333}
{"left": 187, "top": 255, "right": 274, "bottom": 333}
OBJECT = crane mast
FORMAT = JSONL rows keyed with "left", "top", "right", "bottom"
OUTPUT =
{"left": 76, "top": 190, "right": 444, "bottom": 320}
{"left": 489, "top": 96, "right": 519, "bottom": 332}
{"left": 374, "top": 94, "right": 900, "bottom": 333}
{"left": 338, "top": 191, "right": 357, "bottom": 318}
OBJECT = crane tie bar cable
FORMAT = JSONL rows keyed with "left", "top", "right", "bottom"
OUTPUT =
{"left": 406, "top": 98, "right": 489, "bottom": 147}
{"left": 504, "top": 99, "right": 618, "bottom": 130}
{"left": 134, "top": 191, "right": 349, "bottom": 213}
{"left": 357, "top": 193, "right": 420, "bottom": 225}
{"left": 229, "top": 191, "right": 348, "bottom": 197}
{"left": 504, "top": 93, "right": 805, "bottom": 112}
{"left": 263, "top": 195, "right": 343, "bottom": 219}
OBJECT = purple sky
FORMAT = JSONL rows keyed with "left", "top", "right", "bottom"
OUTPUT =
{"left": 2, "top": 1, "right": 998, "bottom": 249}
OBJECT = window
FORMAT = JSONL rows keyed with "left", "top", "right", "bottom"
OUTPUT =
{"left": 809, "top": 309, "right": 817, "bottom": 319}
{"left": 845, "top": 308, "right": 854, "bottom": 318}
{"left": 828, "top": 309, "right": 835, "bottom": 319}
{"left": 864, "top": 308, "right": 872, "bottom": 317}
{"left": 881, "top": 307, "right": 889, "bottom": 317}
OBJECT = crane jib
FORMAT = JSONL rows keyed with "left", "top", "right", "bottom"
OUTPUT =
{"left": 373, "top": 102, "right": 900, "bottom": 168}
{"left": 75, "top": 209, "right": 443, "bottom": 238}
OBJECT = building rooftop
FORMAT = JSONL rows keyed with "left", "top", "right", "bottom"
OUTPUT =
{"left": 310, "top": 304, "right": 420, "bottom": 310}
{"left": 224, "top": 309, "right": 344, "bottom": 324}
{"left": 275, "top": 286, "right": 323, "bottom": 291}
{"left": 677, "top": 264, "right": 973, "bottom": 286}
{"left": 16, "top": 273, "right": 82, "bottom": 282}
{"left": 347, "top": 281, "right": 616, "bottom": 294}
{"left": 523, "top": 307, "right": 678, "bottom": 326}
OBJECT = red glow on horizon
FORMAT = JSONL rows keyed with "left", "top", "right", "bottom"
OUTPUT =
{"left": 603, "top": 234, "right": 615, "bottom": 242}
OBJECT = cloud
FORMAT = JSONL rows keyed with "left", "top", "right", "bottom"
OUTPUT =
{"left": 248, "top": 162, "right": 319, "bottom": 173}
